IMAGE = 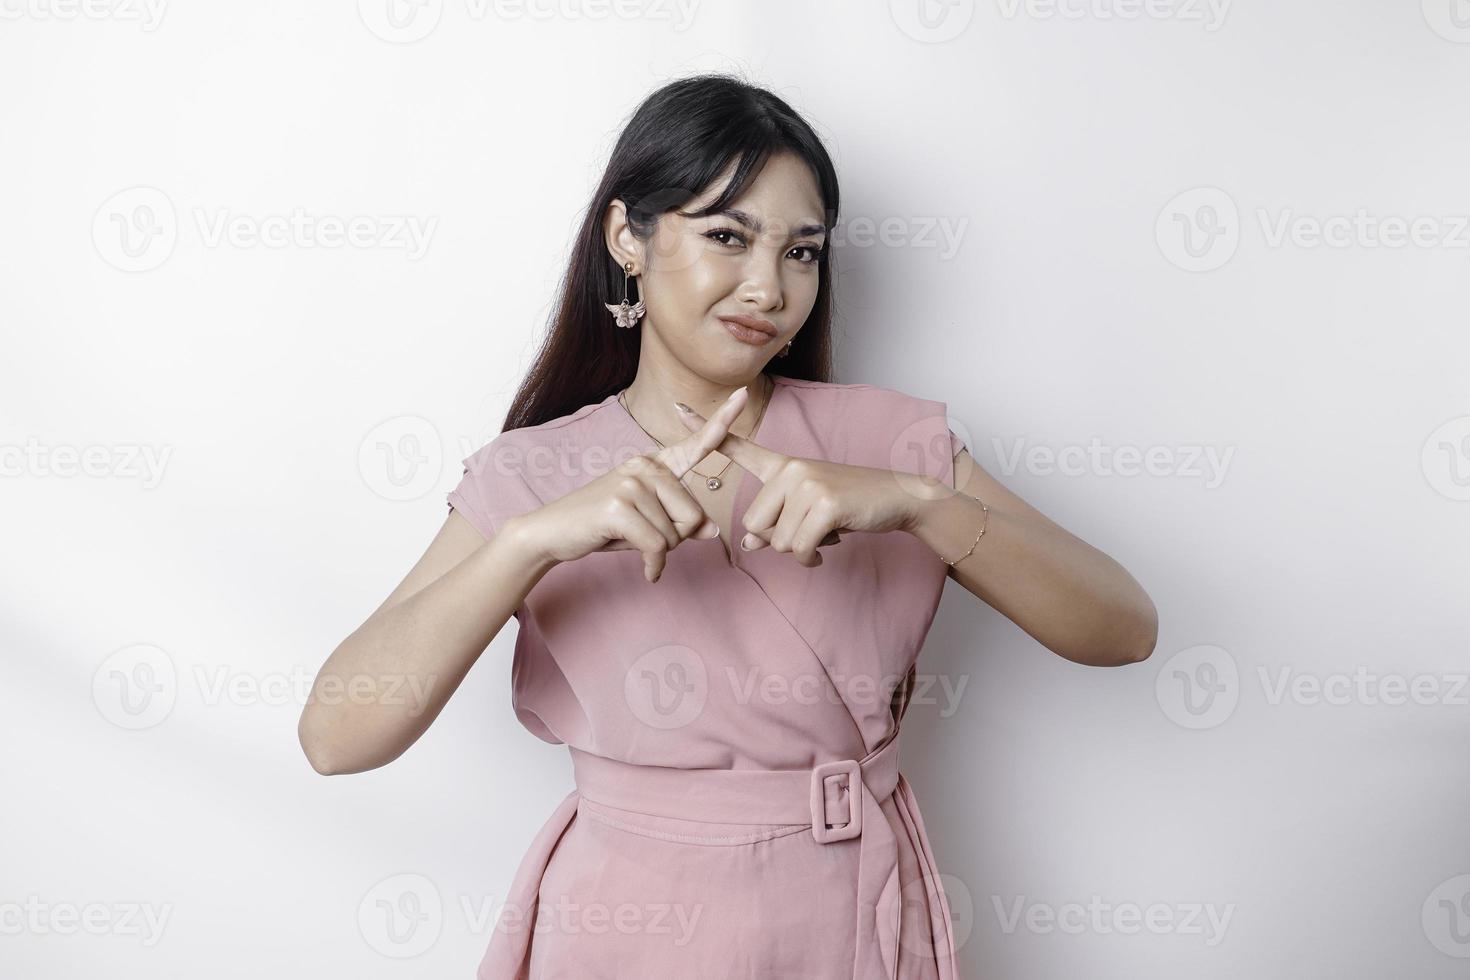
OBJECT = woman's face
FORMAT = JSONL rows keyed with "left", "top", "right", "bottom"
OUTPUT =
{"left": 621, "top": 152, "right": 827, "bottom": 383}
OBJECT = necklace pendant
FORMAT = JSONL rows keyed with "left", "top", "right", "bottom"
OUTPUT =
{"left": 706, "top": 476, "right": 722, "bottom": 491}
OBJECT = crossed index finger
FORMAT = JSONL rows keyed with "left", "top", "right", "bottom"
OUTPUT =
{"left": 672, "top": 396, "right": 787, "bottom": 485}
{"left": 654, "top": 386, "right": 750, "bottom": 479}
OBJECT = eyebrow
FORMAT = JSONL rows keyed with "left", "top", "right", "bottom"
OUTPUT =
{"left": 715, "top": 207, "right": 827, "bottom": 240}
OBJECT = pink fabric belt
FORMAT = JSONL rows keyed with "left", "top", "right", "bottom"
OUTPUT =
{"left": 568, "top": 734, "right": 959, "bottom": 979}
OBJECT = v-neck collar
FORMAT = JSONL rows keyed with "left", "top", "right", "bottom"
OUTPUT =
{"left": 605, "top": 374, "right": 786, "bottom": 568}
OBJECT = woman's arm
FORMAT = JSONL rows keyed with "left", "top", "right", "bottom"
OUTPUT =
{"left": 296, "top": 510, "right": 555, "bottom": 775}
{"left": 904, "top": 447, "right": 1159, "bottom": 668}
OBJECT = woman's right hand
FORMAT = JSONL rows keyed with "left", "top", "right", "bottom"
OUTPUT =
{"left": 511, "top": 386, "right": 752, "bottom": 583}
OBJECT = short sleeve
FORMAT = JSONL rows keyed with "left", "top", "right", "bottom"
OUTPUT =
{"left": 445, "top": 435, "right": 547, "bottom": 542}
{"left": 446, "top": 456, "right": 500, "bottom": 541}
{"left": 947, "top": 426, "right": 970, "bottom": 491}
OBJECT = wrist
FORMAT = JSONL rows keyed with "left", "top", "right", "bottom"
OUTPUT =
{"left": 902, "top": 486, "right": 962, "bottom": 537}
{"left": 903, "top": 487, "right": 991, "bottom": 567}
{"left": 499, "top": 514, "right": 559, "bottom": 577}
{"left": 899, "top": 475, "right": 961, "bottom": 536}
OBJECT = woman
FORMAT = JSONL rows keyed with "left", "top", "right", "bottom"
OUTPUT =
{"left": 299, "top": 73, "right": 1158, "bottom": 979}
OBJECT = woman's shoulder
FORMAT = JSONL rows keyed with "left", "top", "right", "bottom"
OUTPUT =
{"left": 776, "top": 375, "right": 962, "bottom": 481}
{"left": 775, "top": 374, "right": 950, "bottom": 419}
{"left": 488, "top": 393, "right": 621, "bottom": 447}
{"left": 448, "top": 394, "right": 626, "bottom": 536}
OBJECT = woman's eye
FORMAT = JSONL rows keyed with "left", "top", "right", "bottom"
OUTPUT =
{"left": 705, "top": 228, "right": 745, "bottom": 247}
{"left": 705, "top": 228, "right": 822, "bottom": 265}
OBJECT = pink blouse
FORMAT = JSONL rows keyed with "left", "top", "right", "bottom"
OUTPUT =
{"left": 448, "top": 374, "right": 969, "bottom": 979}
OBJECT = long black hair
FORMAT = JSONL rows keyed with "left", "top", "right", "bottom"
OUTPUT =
{"left": 500, "top": 71, "right": 841, "bottom": 432}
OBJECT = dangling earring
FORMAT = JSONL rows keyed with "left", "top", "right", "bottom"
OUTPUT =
{"left": 777, "top": 338, "right": 793, "bottom": 358}
{"left": 606, "top": 260, "right": 646, "bottom": 329}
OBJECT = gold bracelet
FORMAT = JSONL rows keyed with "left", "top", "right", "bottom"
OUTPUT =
{"left": 938, "top": 492, "right": 989, "bottom": 567}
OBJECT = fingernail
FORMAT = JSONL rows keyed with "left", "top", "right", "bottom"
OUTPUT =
{"left": 740, "top": 534, "right": 755, "bottom": 550}
{"left": 675, "top": 401, "right": 692, "bottom": 414}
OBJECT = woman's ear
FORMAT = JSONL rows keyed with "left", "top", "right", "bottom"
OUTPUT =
{"left": 602, "top": 197, "right": 639, "bottom": 272}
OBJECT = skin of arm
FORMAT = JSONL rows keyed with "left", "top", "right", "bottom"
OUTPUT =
{"left": 902, "top": 446, "right": 1159, "bottom": 668}
{"left": 296, "top": 510, "right": 554, "bottom": 775}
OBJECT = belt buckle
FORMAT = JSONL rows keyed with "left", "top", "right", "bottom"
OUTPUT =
{"left": 809, "top": 759, "right": 863, "bottom": 843}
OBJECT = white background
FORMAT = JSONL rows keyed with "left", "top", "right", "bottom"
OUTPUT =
{"left": 4, "top": 1, "right": 1470, "bottom": 977}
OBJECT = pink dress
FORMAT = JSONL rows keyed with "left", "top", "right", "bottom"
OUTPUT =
{"left": 447, "top": 375, "right": 968, "bottom": 980}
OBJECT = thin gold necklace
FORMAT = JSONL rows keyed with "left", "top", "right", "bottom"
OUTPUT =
{"left": 618, "top": 374, "right": 773, "bottom": 492}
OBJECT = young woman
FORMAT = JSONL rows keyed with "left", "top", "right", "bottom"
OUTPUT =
{"left": 300, "top": 73, "right": 1158, "bottom": 980}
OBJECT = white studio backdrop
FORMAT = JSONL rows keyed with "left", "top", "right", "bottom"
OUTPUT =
{"left": 4, "top": 1, "right": 1469, "bottom": 977}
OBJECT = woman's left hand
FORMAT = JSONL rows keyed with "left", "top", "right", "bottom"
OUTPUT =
{"left": 674, "top": 399, "right": 938, "bottom": 567}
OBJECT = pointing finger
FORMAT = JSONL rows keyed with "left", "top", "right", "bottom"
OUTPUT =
{"left": 654, "top": 386, "right": 748, "bottom": 480}
{"left": 673, "top": 398, "right": 787, "bottom": 484}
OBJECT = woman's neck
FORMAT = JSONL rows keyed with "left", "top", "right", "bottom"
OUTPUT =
{"left": 621, "top": 370, "right": 771, "bottom": 446}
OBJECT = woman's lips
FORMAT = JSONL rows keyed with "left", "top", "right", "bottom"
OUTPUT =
{"left": 719, "top": 317, "right": 777, "bottom": 346}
